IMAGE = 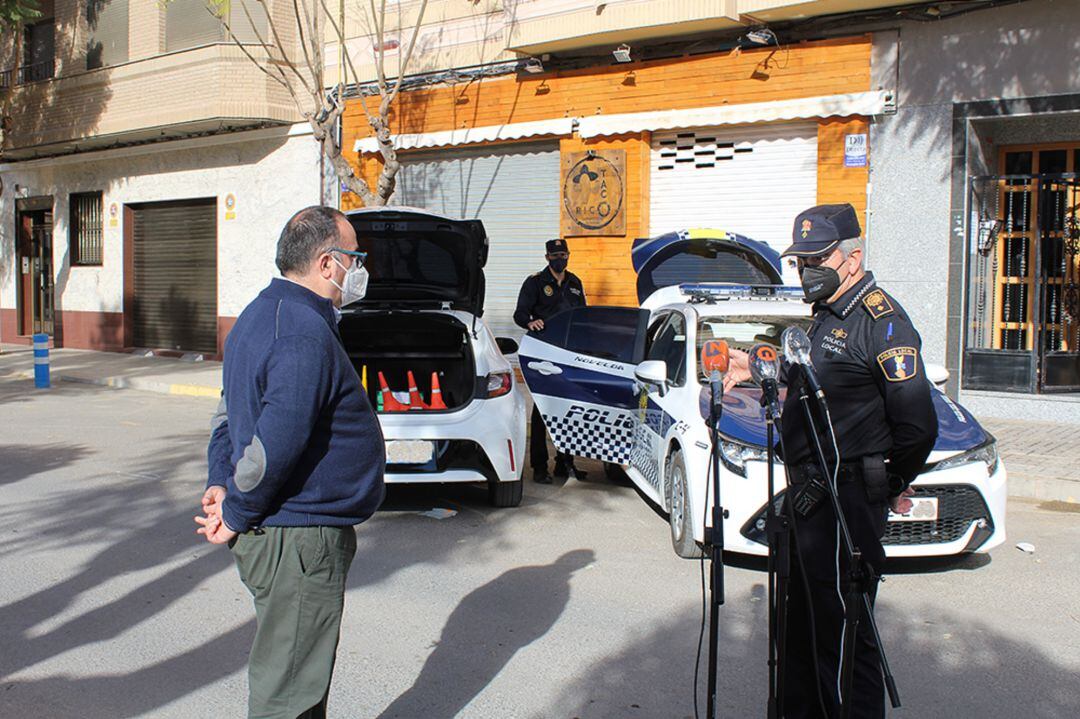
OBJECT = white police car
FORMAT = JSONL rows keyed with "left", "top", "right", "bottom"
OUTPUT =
{"left": 338, "top": 208, "right": 527, "bottom": 507}
{"left": 520, "top": 229, "right": 1007, "bottom": 558}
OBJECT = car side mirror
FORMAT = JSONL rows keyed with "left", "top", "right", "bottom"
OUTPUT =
{"left": 635, "top": 360, "right": 669, "bottom": 397}
{"left": 926, "top": 362, "right": 949, "bottom": 388}
{"left": 495, "top": 337, "right": 519, "bottom": 355}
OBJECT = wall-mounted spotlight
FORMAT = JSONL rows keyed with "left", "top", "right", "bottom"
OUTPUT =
{"left": 613, "top": 43, "right": 632, "bottom": 63}
{"left": 522, "top": 57, "right": 544, "bottom": 74}
{"left": 744, "top": 28, "right": 776, "bottom": 46}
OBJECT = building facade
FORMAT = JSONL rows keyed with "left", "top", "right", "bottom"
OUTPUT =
{"left": 0, "top": 0, "right": 323, "bottom": 356}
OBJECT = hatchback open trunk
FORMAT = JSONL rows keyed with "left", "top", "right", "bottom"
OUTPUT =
{"left": 338, "top": 311, "right": 476, "bottom": 412}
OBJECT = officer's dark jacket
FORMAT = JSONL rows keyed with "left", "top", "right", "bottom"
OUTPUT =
{"left": 513, "top": 266, "right": 587, "bottom": 329}
{"left": 781, "top": 272, "right": 937, "bottom": 490}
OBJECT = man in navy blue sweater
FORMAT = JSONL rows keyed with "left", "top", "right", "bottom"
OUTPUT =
{"left": 196, "top": 205, "right": 385, "bottom": 719}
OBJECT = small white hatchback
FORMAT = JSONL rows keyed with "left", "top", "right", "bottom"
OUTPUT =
{"left": 339, "top": 207, "right": 527, "bottom": 507}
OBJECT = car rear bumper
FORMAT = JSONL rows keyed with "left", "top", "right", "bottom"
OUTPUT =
{"left": 378, "top": 388, "right": 526, "bottom": 484}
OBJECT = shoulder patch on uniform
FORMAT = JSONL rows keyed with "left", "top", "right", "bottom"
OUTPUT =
{"left": 862, "top": 290, "right": 895, "bottom": 320}
{"left": 876, "top": 346, "right": 918, "bottom": 382}
{"left": 543, "top": 285, "right": 554, "bottom": 297}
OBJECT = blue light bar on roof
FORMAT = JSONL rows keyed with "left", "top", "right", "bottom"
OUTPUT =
{"left": 680, "top": 283, "right": 804, "bottom": 301}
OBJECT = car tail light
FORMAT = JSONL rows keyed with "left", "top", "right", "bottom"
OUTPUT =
{"left": 487, "top": 371, "right": 513, "bottom": 398}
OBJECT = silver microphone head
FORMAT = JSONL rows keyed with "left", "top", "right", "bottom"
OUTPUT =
{"left": 748, "top": 343, "right": 780, "bottom": 385}
{"left": 782, "top": 326, "right": 813, "bottom": 365}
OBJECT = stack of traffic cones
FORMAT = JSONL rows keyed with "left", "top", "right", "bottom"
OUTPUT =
{"left": 376, "top": 370, "right": 448, "bottom": 412}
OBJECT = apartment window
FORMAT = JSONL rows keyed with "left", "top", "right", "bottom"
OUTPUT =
{"left": 70, "top": 192, "right": 104, "bottom": 266}
{"left": 165, "top": 0, "right": 268, "bottom": 52}
{"left": 86, "top": 0, "right": 130, "bottom": 69}
{"left": 19, "top": 18, "right": 55, "bottom": 83}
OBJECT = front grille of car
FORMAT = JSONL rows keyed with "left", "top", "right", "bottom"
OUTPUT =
{"left": 741, "top": 484, "right": 994, "bottom": 550}
{"left": 883, "top": 484, "right": 992, "bottom": 546}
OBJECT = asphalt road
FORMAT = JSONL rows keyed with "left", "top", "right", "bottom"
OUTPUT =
{"left": 1, "top": 378, "right": 1078, "bottom": 719}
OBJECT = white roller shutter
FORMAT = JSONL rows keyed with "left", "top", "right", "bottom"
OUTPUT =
{"left": 650, "top": 122, "right": 818, "bottom": 285}
{"left": 390, "top": 142, "right": 560, "bottom": 341}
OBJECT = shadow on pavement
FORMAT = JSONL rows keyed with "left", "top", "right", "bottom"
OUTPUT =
{"left": 376, "top": 550, "right": 595, "bottom": 719}
{"left": 0, "top": 442, "right": 95, "bottom": 486}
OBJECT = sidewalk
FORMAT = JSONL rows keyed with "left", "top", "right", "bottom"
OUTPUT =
{"left": 1, "top": 345, "right": 1077, "bottom": 502}
{"left": 0, "top": 344, "right": 221, "bottom": 398}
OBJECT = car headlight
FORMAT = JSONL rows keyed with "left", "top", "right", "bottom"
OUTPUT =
{"left": 926, "top": 438, "right": 999, "bottom": 476}
{"left": 720, "top": 439, "right": 769, "bottom": 477}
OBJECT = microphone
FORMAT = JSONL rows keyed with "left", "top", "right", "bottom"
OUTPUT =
{"left": 781, "top": 326, "right": 825, "bottom": 401}
{"left": 700, "top": 339, "right": 729, "bottom": 415}
{"left": 748, "top": 343, "right": 782, "bottom": 420}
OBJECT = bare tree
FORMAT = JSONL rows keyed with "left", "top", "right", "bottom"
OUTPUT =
{"left": 210, "top": 0, "right": 429, "bottom": 206}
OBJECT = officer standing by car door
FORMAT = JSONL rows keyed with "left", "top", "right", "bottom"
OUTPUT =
{"left": 514, "top": 239, "right": 587, "bottom": 484}
{"left": 726, "top": 204, "right": 938, "bottom": 718}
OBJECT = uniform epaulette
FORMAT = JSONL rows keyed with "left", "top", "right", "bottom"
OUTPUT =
{"left": 862, "top": 289, "right": 895, "bottom": 320}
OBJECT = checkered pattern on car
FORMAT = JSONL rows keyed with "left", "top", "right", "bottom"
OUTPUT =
{"left": 542, "top": 412, "right": 634, "bottom": 464}
{"left": 629, "top": 422, "right": 662, "bottom": 493}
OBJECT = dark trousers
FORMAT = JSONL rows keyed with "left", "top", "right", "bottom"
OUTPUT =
{"left": 530, "top": 404, "right": 570, "bottom": 471}
{"left": 230, "top": 526, "right": 358, "bottom": 719}
{"left": 782, "top": 479, "right": 889, "bottom": 719}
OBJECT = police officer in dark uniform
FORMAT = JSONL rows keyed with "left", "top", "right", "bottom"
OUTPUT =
{"left": 727, "top": 204, "right": 938, "bottom": 718}
{"left": 514, "top": 238, "right": 587, "bottom": 484}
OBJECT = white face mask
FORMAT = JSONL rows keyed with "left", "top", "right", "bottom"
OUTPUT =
{"left": 331, "top": 255, "right": 369, "bottom": 307}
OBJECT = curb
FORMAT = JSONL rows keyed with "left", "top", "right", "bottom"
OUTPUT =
{"left": 2, "top": 370, "right": 220, "bottom": 398}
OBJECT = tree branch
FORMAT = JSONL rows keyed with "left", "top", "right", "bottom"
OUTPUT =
{"left": 386, "top": 0, "right": 426, "bottom": 109}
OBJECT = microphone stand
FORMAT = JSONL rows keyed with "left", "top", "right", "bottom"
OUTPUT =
{"left": 795, "top": 383, "right": 900, "bottom": 716}
{"left": 761, "top": 389, "right": 789, "bottom": 719}
{"left": 705, "top": 374, "right": 726, "bottom": 719}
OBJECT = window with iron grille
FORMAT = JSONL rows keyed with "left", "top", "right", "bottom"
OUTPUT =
{"left": 70, "top": 192, "right": 104, "bottom": 266}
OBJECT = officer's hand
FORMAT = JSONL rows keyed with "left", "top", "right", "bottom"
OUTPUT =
{"left": 723, "top": 349, "right": 752, "bottom": 392}
{"left": 528, "top": 319, "right": 545, "bottom": 331}
{"left": 890, "top": 486, "right": 916, "bottom": 514}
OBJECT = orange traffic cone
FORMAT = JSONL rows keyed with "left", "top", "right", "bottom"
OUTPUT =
{"left": 378, "top": 371, "right": 410, "bottom": 412}
{"left": 428, "top": 372, "right": 447, "bottom": 410}
{"left": 407, "top": 371, "right": 427, "bottom": 411}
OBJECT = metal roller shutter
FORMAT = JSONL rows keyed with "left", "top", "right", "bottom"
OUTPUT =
{"left": 650, "top": 122, "right": 818, "bottom": 284}
{"left": 390, "top": 141, "right": 560, "bottom": 341}
{"left": 132, "top": 199, "right": 218, "bottom": 354}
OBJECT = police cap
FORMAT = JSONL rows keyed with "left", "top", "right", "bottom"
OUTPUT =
{"left": 546, "top": 238, "right": 569, "bottom": 254}
{"left": 781, "top": 203, "right": 862, "bottom": 257}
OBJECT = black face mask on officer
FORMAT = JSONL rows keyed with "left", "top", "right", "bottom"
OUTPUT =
{"left": 548, "top": 256, "right": 569, "bottom": 273}
{"left": 799, "top": 263, "right": 841, "bottom": 304}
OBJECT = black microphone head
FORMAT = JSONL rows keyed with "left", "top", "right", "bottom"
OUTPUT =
{"left": 782, "top": 326, "right": 813, "bottom": 365}
{"left": 748, "top": 343, "right": 780, "bottom": 385}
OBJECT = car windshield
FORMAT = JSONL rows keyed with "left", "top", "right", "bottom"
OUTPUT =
{"left": 697, "top": 315, "right": 812, "bottom": 382}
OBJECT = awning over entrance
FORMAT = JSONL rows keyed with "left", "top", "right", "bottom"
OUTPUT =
{"left": 577, "top": 90, "right": 891, "bottom": 139}
{"left": 354, "top": 117, "right": 575, "bottom": 154}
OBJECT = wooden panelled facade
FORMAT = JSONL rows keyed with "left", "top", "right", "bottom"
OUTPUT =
{"left": 343, "top": 36, "right": 873, "bottom": 307}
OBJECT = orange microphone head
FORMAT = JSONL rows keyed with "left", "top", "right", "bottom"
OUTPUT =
{"left": 700, "top": 339, "right": 730, "bottom": 375}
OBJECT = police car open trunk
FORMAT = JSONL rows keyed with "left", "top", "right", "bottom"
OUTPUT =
{"left": 338, "top": 311, "right": 476, "bottom": 411}
{"left": 339, "top": 208, "right": 488, "bottom": 413}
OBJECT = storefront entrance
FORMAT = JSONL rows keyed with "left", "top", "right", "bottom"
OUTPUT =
{"left": 965, "top": 144, "right": 1080, "bottom": 392}
{"left": 15, "top": 199, "right": 55, "bottom": 337}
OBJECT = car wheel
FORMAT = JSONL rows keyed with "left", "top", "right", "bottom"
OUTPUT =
{"left": 488, "top": 478, "right": 523, "bottom": 508}
{"left": 665, "top": 450, "right": 702, "bottom": 559}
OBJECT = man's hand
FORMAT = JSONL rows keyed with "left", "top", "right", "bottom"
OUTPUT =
{"left": 723, "top": 348, "right": 752, "bottom": 392}
{"left": 195, "top": 514, "right": 239, "bottom": 544}
{"left": 195, "top": 485, "right": 237, "bottom": 544}
{"left": 890, "top": 486, "right": 916, "bottom": 514}
{"left": 527, "top": 319, "right": 544, "bottom": 331}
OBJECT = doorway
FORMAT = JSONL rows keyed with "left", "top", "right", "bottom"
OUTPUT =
{"left": 15, "top": 201, "right": 54, "bottom": 337}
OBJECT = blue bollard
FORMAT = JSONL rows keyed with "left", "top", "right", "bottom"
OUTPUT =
{"left": 33, "top": 333, "right": 50, "bottom": 389}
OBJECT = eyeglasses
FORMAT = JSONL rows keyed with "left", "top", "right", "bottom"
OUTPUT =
{"left": 329, "top": 248, "right": 367, "bottom": 267}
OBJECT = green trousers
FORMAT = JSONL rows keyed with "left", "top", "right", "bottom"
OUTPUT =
{"left": 230, "top": 525, "right": 358, "bottom": 719}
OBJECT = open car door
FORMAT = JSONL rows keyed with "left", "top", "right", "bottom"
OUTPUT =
{"left": 519, "top": 306, "right": 650, "bottom": 465}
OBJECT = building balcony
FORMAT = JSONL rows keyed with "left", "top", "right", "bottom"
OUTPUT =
{"left": 1, "top": 43, "right": 301, "bottom": 161}
{"left": 505, "top": 0, "right": 924, "bottom": 54}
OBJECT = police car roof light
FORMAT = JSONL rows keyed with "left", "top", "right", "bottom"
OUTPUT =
{"left": 680, "top": 283, "right": 803, "bottom": 303}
